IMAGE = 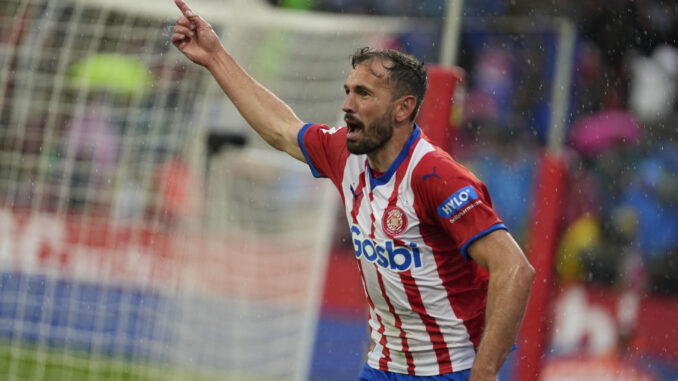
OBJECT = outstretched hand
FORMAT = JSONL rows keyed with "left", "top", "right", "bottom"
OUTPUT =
{"left": 171, "top": 0, "right": 222, "bottom": 68}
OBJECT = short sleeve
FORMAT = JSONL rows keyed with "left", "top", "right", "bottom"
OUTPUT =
{"left": 297, "top": 123, "right": 350, "bottom": 182}
{"left": 414, "top": 151, "right": 507, "bottom": 260}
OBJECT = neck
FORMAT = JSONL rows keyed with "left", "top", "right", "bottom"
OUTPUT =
{"left": 367, "top": 122, "right": 415, "bottom": 172}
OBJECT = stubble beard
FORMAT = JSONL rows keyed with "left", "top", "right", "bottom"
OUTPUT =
{"left": 346, "top": 107, "right": 394, "bottom": 155}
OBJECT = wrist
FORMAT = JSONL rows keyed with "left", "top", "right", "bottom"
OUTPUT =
{"left": 470, "top": 362, "right": 499, "bottom": 380}
{"left": 205, "top": 47, "right": 231, "bottom": 72}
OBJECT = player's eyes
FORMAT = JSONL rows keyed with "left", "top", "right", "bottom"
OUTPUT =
{"left": 344, "top": 88, "right": 369, "bottom": 97}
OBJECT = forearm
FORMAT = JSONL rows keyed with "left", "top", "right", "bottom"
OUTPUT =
{"left": 206, "top": 48, "right": 304, "bottom": 157}
{"left": 471, "top": 262, "right": 534, "bottom": 380}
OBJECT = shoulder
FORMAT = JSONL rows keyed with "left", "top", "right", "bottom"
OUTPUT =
{"left": 299, "top": 123, "right": 348, "bottom": 155}
{"left": 301, "top": 123, "right": 347, "bottom": 139}
{"left": 412, "top": 147, "right": 483, "bottom": 190}
{"left": 298, "top": 123, "right": 352, "bottom": 181}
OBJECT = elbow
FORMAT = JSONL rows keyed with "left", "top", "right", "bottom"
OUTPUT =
{"left": 492, "top": 258, "right": 535, "bottom": 290}
{"left": 519, "top": 260, "right": 536, "bottom": 286}
{"left": 266, "top": 130, "right": 288, "bottom": 152}
{"left": 502, "top": 257, "right": 535, "bottom": 289}
{"left": 267, "top": 122, "right": 301, "bottom": 153}
{"left": 270, "top": 139, "right": 286, "bottom": 152}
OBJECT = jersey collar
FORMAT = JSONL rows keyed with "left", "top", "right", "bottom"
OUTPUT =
{"left": 367, "top": 124, "right": 421, "bottom": 189}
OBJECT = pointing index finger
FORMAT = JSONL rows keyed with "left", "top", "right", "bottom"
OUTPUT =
{"left": 174, "top": 0, "right": 196, "bottom": 19}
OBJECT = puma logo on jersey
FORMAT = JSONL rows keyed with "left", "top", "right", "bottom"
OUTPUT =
{"left": 351, "top": 225, "right": 422, "bottom": 272}
{"left": 437, "top": 185, "right": 479, "bottom": 218}
{"left": 422, "top": 166, "right": 441, "bottom": 181}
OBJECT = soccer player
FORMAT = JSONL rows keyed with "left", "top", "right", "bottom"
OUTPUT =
{"left": 171, "top": 1, "right": 535, "bottom": 380}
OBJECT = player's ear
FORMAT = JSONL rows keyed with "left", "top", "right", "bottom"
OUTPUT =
{"left": 393, "top": 95, "right": 416, "bottom": 123}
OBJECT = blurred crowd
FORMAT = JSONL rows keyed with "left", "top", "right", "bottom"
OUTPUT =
{"left": 272, "top": 0, "right": 678, "bottom": 295}
{"left": 457, "top": 0, "right": 678, "bottom": 296}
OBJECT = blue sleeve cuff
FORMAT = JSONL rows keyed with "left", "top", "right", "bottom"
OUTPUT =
{"left": 460, "top": 223, "right": 508, "bottom": 260}
{"left": 297, "top": 123, "right": 323, "bottom": 178}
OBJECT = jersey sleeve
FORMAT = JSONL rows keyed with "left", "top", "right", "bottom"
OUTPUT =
{"left": 297, "top": 123, "right": 349, "bottom": 182}
{"left": 414, "top": 151, "right": 507, "bottom": 260}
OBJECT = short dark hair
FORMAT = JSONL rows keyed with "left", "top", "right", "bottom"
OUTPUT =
{"left": 351, "top": 47, "right": 428, "bottom": 122}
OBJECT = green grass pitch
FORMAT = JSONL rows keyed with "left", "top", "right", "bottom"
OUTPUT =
{"left": 0, "top": 340, "right": 262, "bottom": 381}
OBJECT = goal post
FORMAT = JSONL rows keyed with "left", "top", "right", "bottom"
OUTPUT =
{"left": 0, "top": 0, "right": 431, "bottom": 380}
{"left": 516, "top": 17, "right": 575, "bottom": 381}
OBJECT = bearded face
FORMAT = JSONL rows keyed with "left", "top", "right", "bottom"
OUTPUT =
{"left": 345, "top": 105, "right": 394, "bottom": 155}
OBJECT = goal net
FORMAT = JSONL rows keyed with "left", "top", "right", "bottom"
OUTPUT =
{"left": 0, "top": 0, "right": 420, "bottom": 380}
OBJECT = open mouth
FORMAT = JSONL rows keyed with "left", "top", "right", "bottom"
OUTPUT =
{"left": 345, "top": 115, "right": 363, "bottom": 139}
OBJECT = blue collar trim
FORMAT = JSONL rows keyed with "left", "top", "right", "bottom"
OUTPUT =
{"left": 368, "top": 124, "right": 421, "bottom": 189}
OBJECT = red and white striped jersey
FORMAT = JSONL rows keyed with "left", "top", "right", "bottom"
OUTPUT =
{"left": 298, "top": 123, "right": 507, "bottom": 376}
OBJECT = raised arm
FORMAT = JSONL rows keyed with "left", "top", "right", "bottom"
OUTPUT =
{"left": 171, "top": 0, "right": 305, "bottom": 161}
{"left": 468, "top": 229, "right": 535, "bottom": 381}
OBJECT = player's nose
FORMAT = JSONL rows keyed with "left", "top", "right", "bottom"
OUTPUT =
{"left": 341, "top": 93, "right": 355, "bottom": 113}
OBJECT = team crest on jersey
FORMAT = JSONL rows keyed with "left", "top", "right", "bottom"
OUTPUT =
{"left": 382, "top": 206, "right": 408, "bottom": 237}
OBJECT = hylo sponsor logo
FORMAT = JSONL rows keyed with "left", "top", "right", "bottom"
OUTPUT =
{"left": 437, "top": 185, "right": 479, "bottom": 219}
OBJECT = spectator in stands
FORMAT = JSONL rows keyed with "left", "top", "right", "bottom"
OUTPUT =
{"left": 556, "top": 151, "right": 605, "bottom": 283}
{"left": 63, "top": 98, "right": 120, "bottom": 210}
{"left": 562, "top": 109, "right": 643, "bottom": 285}
{"left": 628, "top": 44, "right": 678, "bottom": 138}
{"left": 620, "top": 145, "right": 678, "bottom": 294}
{"left": 152, "top": 153, "right": 199, "bottom": 226}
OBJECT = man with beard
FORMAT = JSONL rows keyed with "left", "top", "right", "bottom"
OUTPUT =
{"left": 171, "top": 1, "right": 535, "bottom": 380}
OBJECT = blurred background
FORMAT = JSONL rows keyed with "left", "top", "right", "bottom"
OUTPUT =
{"left": 0, "top": 0, "right": 677, "bottom": 380}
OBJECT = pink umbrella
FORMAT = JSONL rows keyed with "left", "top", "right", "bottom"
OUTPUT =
{"left": 569, "top": 110, "right": 642, "bottom": 156}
